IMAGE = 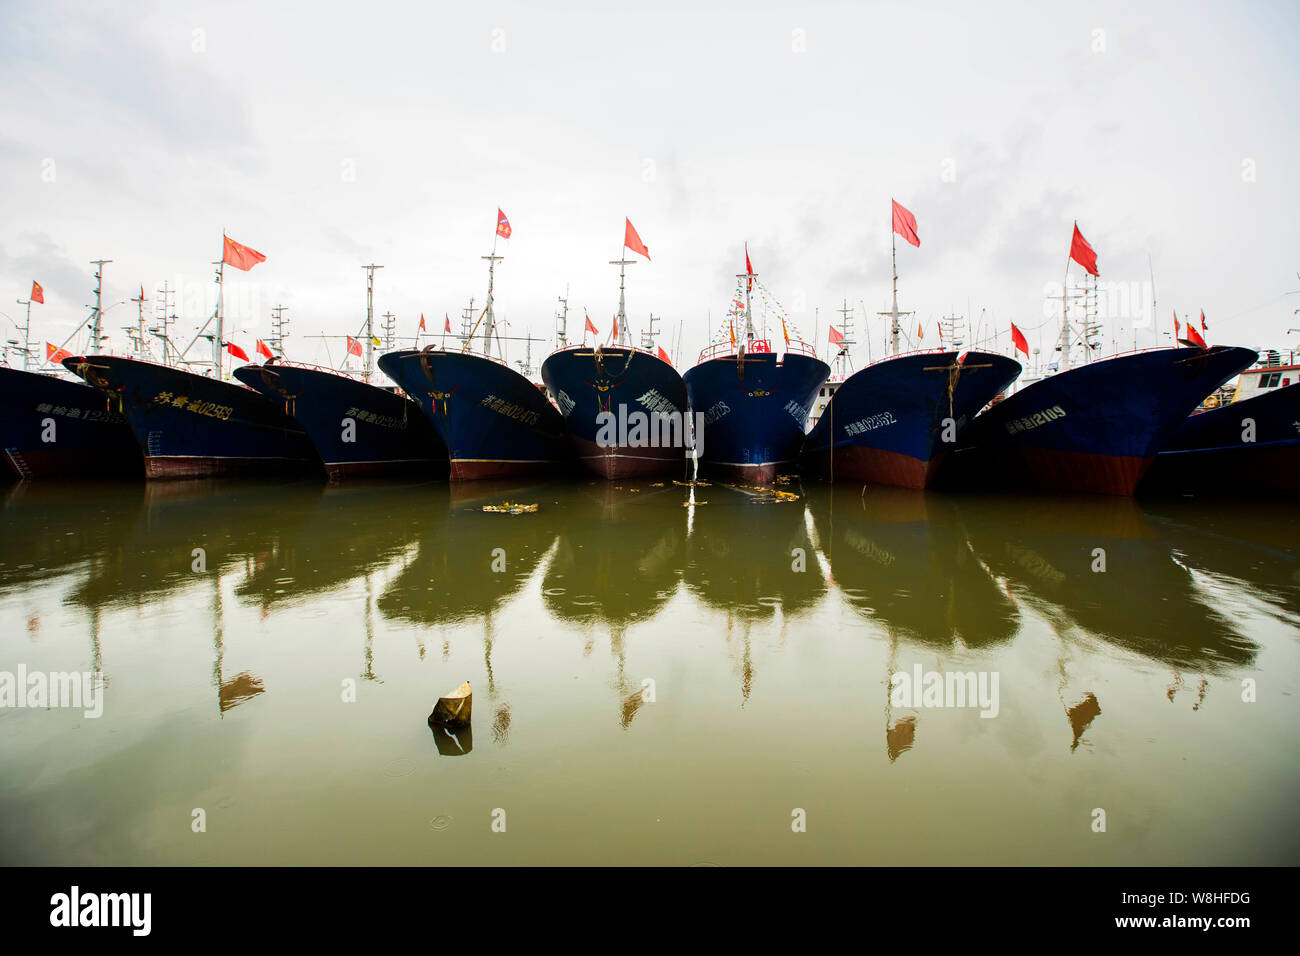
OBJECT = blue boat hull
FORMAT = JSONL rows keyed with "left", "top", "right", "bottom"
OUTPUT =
{"left": 63, "top": 356, "right": 322, "bottom": 480}
{"left": 540, "top": 346, "right": 690, "bottom": 480}
{"left": 1140, "top": 381, "right": 1300, "bottom": 495}
{"left": 233, "top": 363, "right": 447, "bottom": 480}
{"left": 802, "top": 350, "right": 1021, "bottom": 489}
{"left": 0, "top": 366, "right": 142, "bottom": 479}
{"left": 943, "top": 346, "right": 1258, "bottom": 496}
{"left": 378, "top": 349, "right": 571, "bottom": 481}
{"left": 684, "top": 352, "right": 829, "bottom": 483}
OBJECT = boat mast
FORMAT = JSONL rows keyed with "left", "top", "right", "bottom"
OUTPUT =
{"left": 641, "top": 312, "right": 660, "bottom": 352}
{"left": 555, "top": 288, "right": 569, "bottom": 348}
{"left": 131, "top": 284, "right": 147, "bottom": 359}
{"left": 362, "top": 263, "right": 383, "bottom": 383}
{"left": 381, "top": 311, "right": 397, "bottom": 353}
{"left": 740, "top": 256, "right": 757, "bottom": 347}
{"left": 269, "top": 303, "right": 289, "bottom": 357}
{"left": 878, "top": 232, "right": 911, "bottom": 356}
{"left": 609, "top": 255, "right": 635, "bottom": 346}
{"left": 156, "top": 281, "right": 176, "bottom": 367}
{"left": 15, "top": 293, "right": 32, "bottom": 371}
{"left": 212, "top": 255, "right": 224, "bottom": 377}
{"left": 89, "top": 258, "right": 111, "bottom": 356}
{"left": 835, "top": 299, "right": 855, "bottom": 377}
{"left": 481, "top": 252, "right": 503, "bottom": 358}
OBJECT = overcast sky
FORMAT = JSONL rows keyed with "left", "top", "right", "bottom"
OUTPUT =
{"left": 2, "top": 0, "right": 1297, "bottom": 377}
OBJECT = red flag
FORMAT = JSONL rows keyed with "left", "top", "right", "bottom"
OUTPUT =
{"left": 256, "top": 339, "right": 273, "bottom": 360}
{"left": 418, "top": 313, "right": 426, "bottom": 332}
{"left": 444, "top": 315, "right": 452, "bottom": 333}
{"left": 584, "top": 312, "right": 598, "bottom": 336}
{"left": 225, "top": 341, "right": 250, "bottom": 362}
{"left": 1010, "top": 322, "right": 1029, "bottom": 358}
{"left": 1200, "top": 310, "right": 1207, "bottom": 331}
{"left": 346, "top": 335, "right": 363, "bottom": 357}
{"left": 657, "top": 346, "right": 671, "bottom": 365}
{"left": 745, "top": 243, "right": 754, "bottom": 276}
{"left": 496, "top": 208, "right": 512, "bottom": 239}
{"left": 891, "top": 199, "right": 920, "bottom": 247}
{"left": 781, "top": 316, "right": 790, "bottom": 349}
{"left": 222, "top": 234, "right": 266, "bottom": 271}
{"left": 829, "top": 325, "right": 844, "bottom": 345}
{"left": 1068, "top": 222, "right": 1099, "bottom": 277}
{"left": 1173, "top": 311, "right": 1181, "bottom": 340}
{"left": 624, "top": 218, "right": 650, "bottom": 260}
{"left": 30, "top": 281, "right": 43, "bottom": 304}
{"left": 917, "top": 321, "right": 925, "bottom": 340}
{"left": 1185, "top": 324, "right": 1207, "bottom": 348}
{"left": 611, "top": 315, "right": 619, "bottom": 340}
{"left": 45, "top": 342, "right": 70, "bottom": 364}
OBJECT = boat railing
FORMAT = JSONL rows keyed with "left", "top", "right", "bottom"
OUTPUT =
{"left": 696, "top": 337, "right": 819, "bottom": 364}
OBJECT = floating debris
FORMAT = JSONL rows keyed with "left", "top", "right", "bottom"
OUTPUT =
{"left": 649, "top": 482, "right": 665, "bottom": 488}
{"left": 429, "top": 680, "right": 472, "bottom": 727}
{"left": 733, "top": 484, "right": 801, "bottom": 503}
{"left": 683, "top": 500, "right": 708, "bottom": 507}
{"left": 673, "top": 479, "right": 711, "bottom": 487}
{"left": 481, "top": 501, "right": 539, "bottom": 514}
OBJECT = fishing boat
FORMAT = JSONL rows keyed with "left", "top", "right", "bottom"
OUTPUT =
{"left": 1, "top": 262, "right": 142, "bottom": 479}
{"left": 232, "top": 266, "right": 447, "bottom": 480}
{"left": 1140, "top": 349, "right": 1300, "bottom": 496}
{"left": 541, "top": 237, "right": 689, "bottom": 480}
{"left": 683, "top": 250, "right": 829, "bottom": 483}
{"left": 378, "top": 226, "right": 570, "bottom": 481}
{"left": 801, "top": 283, "right": 1019, "bottom": 489}
{"left": 941, "top": 227, "right": 1258, "bottom": 496}
{"left": 946, "top": 346, "right": 1258, "bottom": 496}
{"left": 63, "top": 238, "right": 321, "bottom": 479}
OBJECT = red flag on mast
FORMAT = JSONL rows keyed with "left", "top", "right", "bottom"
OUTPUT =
{"left": 1068, "top": 222, "right": 1099, "bottom": 277}
{"left": 30, "top": 281, "right": 44, "bottom": 304}
{"left": 891, "top": 199, "right": 920, "bottom": 247}
{"left": 418, "top": 313, "right": 426, "bottom": 332}
{"left": 346, "top": 335, "right": 363, "bottom": 357}
{"left": 1185, "top": 324, "right": 1207, "bottom": 348}
{"left": 1010, "top": 322, "right": 1029, "bottom": 358}
{"left": 222, "top": 235, "right": 266, "bottom": 271}
{"left": 444, "top": 315, "right": 452, "bottom": 333}
{"left": 45, "top": 342, "right": 70, "bottom": 364}
{"left": 496, "top": 209, "right": 512, "bottom": 239}
{"left": 624, "top": 218, "right": 650, "bottom": 260}
{"left": 657, "top": 346, "right": 671, "bottom": 365}
{"left": 256, "top": 339, "right": 273, "bottom": 360}
{"left": 744, "top": 243, "right": 754, "bottom": 292}
{"left": 1200, "top": 310, "right": 1208, "bottom": 331}
{"left": 829, "top": 326, "right": 844, "bottom": 346}
{"left": 584, "top": 312, "right": 598, "bottom": 336}
{"left": 1173, "top": 311, "right": 1181, "bottom": 340}
{"left": 225, "top": 341, "right": 250, "bottom": 363}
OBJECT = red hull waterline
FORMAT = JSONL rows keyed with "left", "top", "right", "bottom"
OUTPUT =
{"left": 145, "top": 455, "right": 318, "bottom": 480}
{"left": 811, "top": 446, "right": 945, "bottom": 491}
{"left": 5, "top": 447, "right": 140, "bottom": 480}
{"left": 322, "top": 458, "right": 445, "bottom": 481}
{"left": 570, "top": 436, "right": 687, "bottom": 481}
{"left": 699, "top": 459, "right": 796, "bottom": 485}
{"left": 448, "top": 457, "right": 567, "bottom": 482}
{"left": 1014, "top": 447, "right": 1153, "bottom": 497}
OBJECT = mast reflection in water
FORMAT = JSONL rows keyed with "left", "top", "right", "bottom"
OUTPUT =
{"left": 0, "top": 478, "right": 1295, "bottom": 865}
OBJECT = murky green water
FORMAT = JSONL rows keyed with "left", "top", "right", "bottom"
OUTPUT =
{"left": 1, "top": 477, "right": 1296, "bottom": 865}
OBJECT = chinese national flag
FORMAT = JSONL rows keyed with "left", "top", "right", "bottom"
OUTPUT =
{"left": 418, "top": 313, "right": 426, "bottom": 332}
{"left": 1068, "top": 222, "right": 1099, "bottom": 277}
{"left": 31, "top": 281, "right": 44, "bottom": 304}
{"left": 891, "top": 199, "right": 920, "bottom": 247}
{"left": 222, "top": 235, "right": 266, "bottom": 271}
{"left": 657, "top": 346, "right": 671, "bottom": 365}
{"left": 256, "top": 339, "right": 274, "bottom": 360}
{"left": 584, "top": 312, "right": 598, "bottom": 336}
{"left": 1185, "top": 324, "right": 1207, "bottom": 348}
{"left": 444, "top": 315, "right": 452, "bottom": 333}
{"left": 1010, "top": 322, "right": 1029, "bottom": 358}
{"left": 829, "top": 325, "right": 844, "bottom": 346}
{"left": 346, "top": 335, "right": 363, "bottom": 357}
{"left": 496, "top": 209, "right": 512, "bottom": 239}
{"left": 225, "top": 341, "right": 250, "bottom": 362}
{"left": 46, "top": 342, "right": 70, "bottom": 364}
{"left": 624, "top": 218, "right": 650, "bottom": 260}
{"left": 1200, "top": 310, "right": 1208, "bottom": 331}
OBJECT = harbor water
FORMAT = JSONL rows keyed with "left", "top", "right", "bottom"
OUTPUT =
{"left": 1, "top": 478, "right": 1296, "bottom": 865}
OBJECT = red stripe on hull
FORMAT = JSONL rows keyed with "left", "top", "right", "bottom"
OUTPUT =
{"left": 813, "top": 446, "right": 944, "bottom": 491}
{"left": 697, "top": 460, "right": 793, "bottom": 485}
{"left": 569, "top": 436, "right": 687, "bottom": 481}
{"left": 5, "top": 447, "right": 141, "bottom": 480}
{"left": 323, "top": 459, "right": 447, "bottom": 481}
{"left": 145, "top": 456, "right": 318, "bottom": 480}
{"left": 448, "top": 458, "right": 567, "bottom": 482}
{"left": 1015, "top": 447, "right": 1153, "bottom": 497}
